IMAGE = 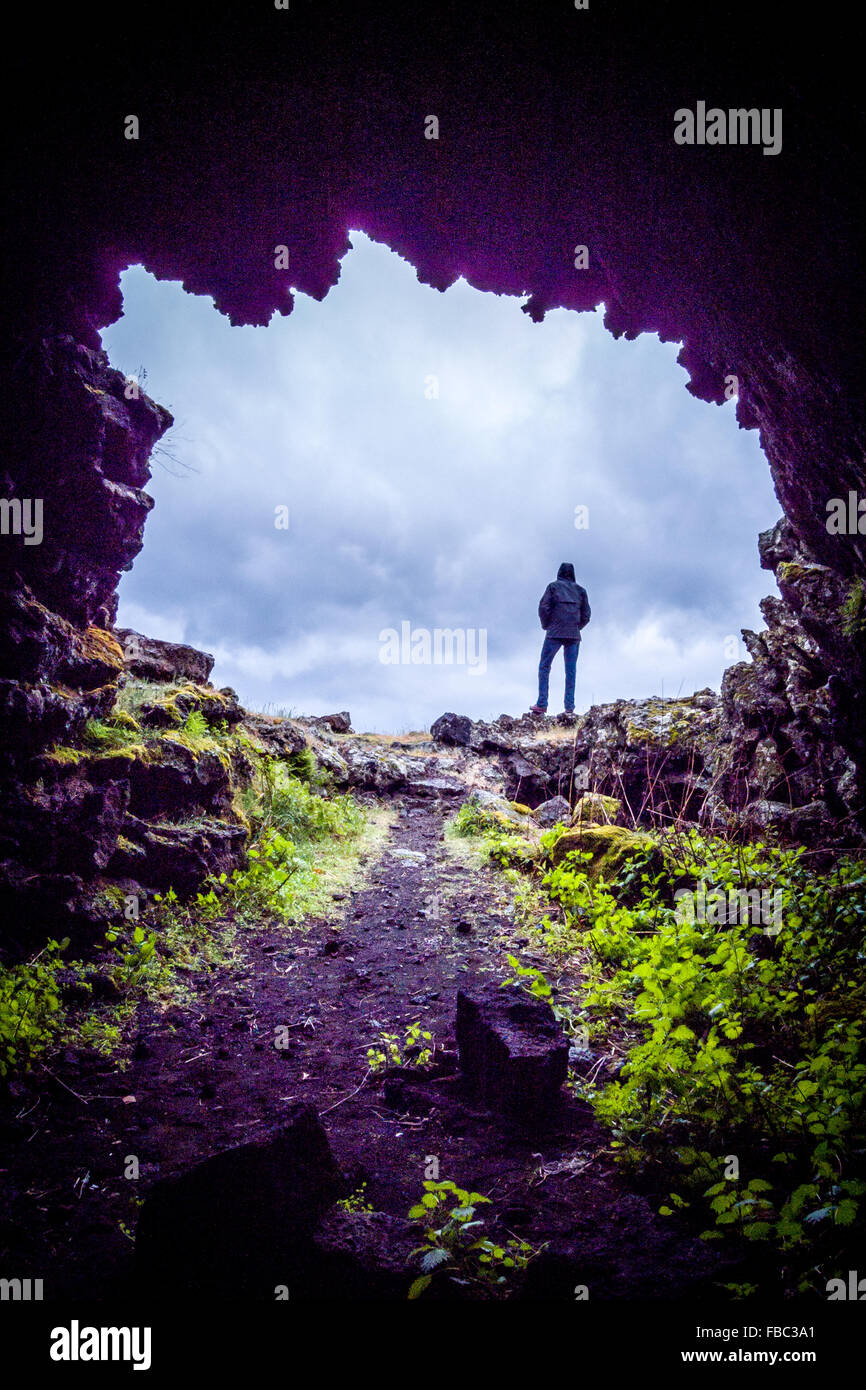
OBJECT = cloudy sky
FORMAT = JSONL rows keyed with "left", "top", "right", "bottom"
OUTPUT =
{"left": 101, "top": 232, "right": 780, "bottom": 732}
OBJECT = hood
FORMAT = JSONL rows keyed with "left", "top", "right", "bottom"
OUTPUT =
{"left": 557, "top": 562, "right": 576, "bottom": 582}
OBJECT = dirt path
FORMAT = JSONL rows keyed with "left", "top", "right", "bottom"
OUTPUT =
{"left": 0, "top": 794, "right": 723, "bottom": 1299}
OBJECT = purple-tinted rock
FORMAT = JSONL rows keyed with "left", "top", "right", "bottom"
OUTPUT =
{"left": 456, "top": 981, "right": 568, "bottom": 1121}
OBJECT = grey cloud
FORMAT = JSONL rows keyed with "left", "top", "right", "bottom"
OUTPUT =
{"left": 102, "top": 233, "right": 778, "bottom": 730}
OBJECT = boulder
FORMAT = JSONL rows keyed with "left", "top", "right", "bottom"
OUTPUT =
{"left": 243, "top": 713, "right": 309, "bottom": 757}
{"left": 504, "top": 752, "right": 550, "bottom": 808}
{"left": 456, "top": 981, "right": 568, "bottom": 1121}
{"left": 430, "top": 712, "right": 473, "bottom": 746}
{"left": 404, "top": 775, "right": 465, "bottom": 797}
{"left": 310, "top": 1209, "right": 417, "bottom": 1299}
{"left": 461, "top": 789, "right": 534, "bottom": 828}
{"left": 138, "top": 681, "right": 244, "bottom": 730}
{"left": 86, "top": 737, "right": 233, "bottom": 819}
{"left": 108, "top": 814, "right": 249, "bottom": 893}
{"left": 740, "top": 798, "right": 796, "bottom": 838}
{"left": 116, "top": 628, "right": 214, "bottom": 685}
{"left": 306, "top": 711, "right": 353, "bottom": 733}
{"left": 788, "top": 799, "right": 834, "bottom": 841}
{"left": 548, "top": 823, "right": 660, "bottom": 882}
{"left": 311, "top": 742, "right": 351, "bottom": 783}
{"left": 135, "top": 1103, "right": 341, "bottom": 1296}
{"left": 8, "top": 767, "right": 129, "bottom": 876}
{"left": 535, "top": 794, "right": 571, "bottom": 826}
{"left": 572, "top": 792, "right": 622, "bottom": 825}
{"left": 0, "top": 676, "right": 113, "bottom": 762}
{"left": 339, "top": 745, "right": 412, "bottom": 793}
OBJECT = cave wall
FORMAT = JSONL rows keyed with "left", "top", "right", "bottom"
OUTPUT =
{"left": 3, "top": 1, "right": 864, "bottom": 936}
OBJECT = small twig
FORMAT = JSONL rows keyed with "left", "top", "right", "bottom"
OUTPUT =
{"left": 38, "top": 1064, "right": 89, "bottom": 1105}
{"left": 319, "top": 1068, "right": 372, "bottom": 1115}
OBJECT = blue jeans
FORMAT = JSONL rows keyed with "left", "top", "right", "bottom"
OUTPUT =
{"left": 537, "top": 636, "right": 579, "bottom": 711}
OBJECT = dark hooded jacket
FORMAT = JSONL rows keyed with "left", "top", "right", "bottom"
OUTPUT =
{"left": 538, "top": 563, "right": 591, "bottom": 640}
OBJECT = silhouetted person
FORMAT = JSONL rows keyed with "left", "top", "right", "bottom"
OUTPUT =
{"left": 530, "top": 562, "right": 590, "bottom": 716}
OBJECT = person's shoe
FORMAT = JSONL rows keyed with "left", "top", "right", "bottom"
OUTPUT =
{"left": 529, "top": 704, "right": 547, "bottom": 717}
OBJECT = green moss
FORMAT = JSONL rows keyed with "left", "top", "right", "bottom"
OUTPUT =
{"left": 842, "top": 576, "right": 866, "bottom": 638}
{"left": 44, "top": 747, "right": 86, "bottom": 766}
{"left": 776, "top": 560, "right": 820, "bottom": 588}
{"left": 626, "top": 702, "right": 698, "bottom": 747}
{"left": 80, "top": 627, "right": 125, "bottom": 672}
{"left": 144, "top": 682, "right": 236, "bottom": 729}
{"left": 89, "top": 743, "right": 150, "bottom": 763}
{"left": 90, "top": 884, "right": 129, "bottom": 918}
{"left": 573, "top": 793, "right": 621, "bottom": 825}
{"left": 162, "top": 730, "right": 232, "bottom": 771}
{"left": 115, "top": 834, "right": 143, "bottom": 854}
{"left": 548, "top": 823, "right": 658, "bottom": 881}
{"left": 83, "top": 718, "right": 144, "bottom": 753}
{"left": 106, "top": 708, "right": 142, "bottom": 734}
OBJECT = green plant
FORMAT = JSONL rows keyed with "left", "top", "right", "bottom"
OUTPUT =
{"left": 82, "top": 718, "right": 143, "bottom": 753}
{"left": 450, "top": 802, "right": 492, "bottom": 837}
{"left": 407, "top": 1179, "right": 536, "bottom": 1298}
{"left": 75, "top": 1015, "right": 123, "bottom": 1057}
{"left": 224, "top": 829, "right": 300, "bottom": 920}
{"left": 367, "top": 1020, "right": 434, "bottom": 1072}
{"left": 242, "top": 758, "right": 363, "bottom": 845}
{"left": 103, "top": 922, "right": 158, "bottom": 993}
{"left": 501, "top": 954, "right": 553, "bottom": 1000}
{"left": 542, "top": 831, "right": 866, "bottom": 1288}
{"left": 284, "top": 746, "right": 323, "bottom": 784}
{"left": 337, "top": 1182, "right": 375, "bottom": 1213}
{"left": 181, "top": 708, "right": 209, "bottom": 740}
{"left": 842, "top": 575, "right": 866, "bottom": 638}
{"left": 0, "top": 939, "right": 68, "bottom": 1076}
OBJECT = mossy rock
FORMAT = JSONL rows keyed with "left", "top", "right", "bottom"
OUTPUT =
{"left": 107, "top": 708, "right": 142, "bottom": 734}
{"left": 44, "top": 747, "right": 87, "bottom": 766}
{"left": 90, "top": 743, "right": 151, "bottom": 764}
{"left": 80, "top": 627, "right": 125, "bottom": 671}
{"left": 572, "top": 793, "right": 622, "bottom": 826}
{"left": 162, "top": 730, "right": 233, "bottom": 772}
{"left": 510, "top": 801, "right": 534, "bottom": 815}
{"left": 548, "top": 823, "right": 659, "bottom": 882}
{"left": 140, "top": 682, "right": 243, "bottom": 731}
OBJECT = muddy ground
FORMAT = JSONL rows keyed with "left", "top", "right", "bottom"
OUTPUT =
{"left": 0, "top": 794, "right": 731, "bottom": 1300}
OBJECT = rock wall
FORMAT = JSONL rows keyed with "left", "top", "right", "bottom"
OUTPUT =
{"left": 1, "top": 342, "right": 174, "bottom": 952}
{"left": 3, "top": 2, "right": 864, "bottom": 939}
{"left": 430, "top": 520, "right": 865, "bottom": 845}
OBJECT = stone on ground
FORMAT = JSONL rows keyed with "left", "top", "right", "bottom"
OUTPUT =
{"left": 456, "top": 980, "right": 568, "bottom": 1121}
{"left": 535, "top": 794, "right": 571, "bottom": 826}
{"left": 548, "top": 822, "right": 659, "bottom": 881}
{"left": 430, "top": 711, "right": 473, "bottom": 745}
{"left": 572, "top": 792, "right": 622, "bottom": 825}
{"left": 135, "top": 1103, "right": 340, "bottom": 1296}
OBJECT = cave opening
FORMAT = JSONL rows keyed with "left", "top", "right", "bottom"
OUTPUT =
{"left": 98, "top": 230, "right": 779, "bottom": 734}
{"left": 3, "top": 1, "right": 865, "bottom": 1323}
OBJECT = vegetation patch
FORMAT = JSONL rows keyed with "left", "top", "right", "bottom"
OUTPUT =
{"left": 407, "top": 1178, "right": 539, "bottom": 1299}
{"left": 481, "top": 819, "right": 866, "bottom": 1296}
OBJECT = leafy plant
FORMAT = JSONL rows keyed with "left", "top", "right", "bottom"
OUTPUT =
{"left": 406, "top": 1179, "right": 536, "bottom": 1298}
{"left": 0, "top": 939, "right": 68, "bottom": 1076}
{"left": 103, "top": 922, "right": 158, "bottom": 993}
{"left": 501, "top": 954, "right": 553, "bottom": 1001}
{"left": 367, "top": 1020, "right": 434, "bottom": 1072}
{"left": 242, "top": 758, "right": 363, "bottom": 845}
{"left": 337, "top": 1182, "right": 375, "bottom": 1213}
{"left": 537, "top": 830, "right": 866, "bottom": 1287}
{"left": 181, "top": 708, "right": 209, "bottom": 740}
